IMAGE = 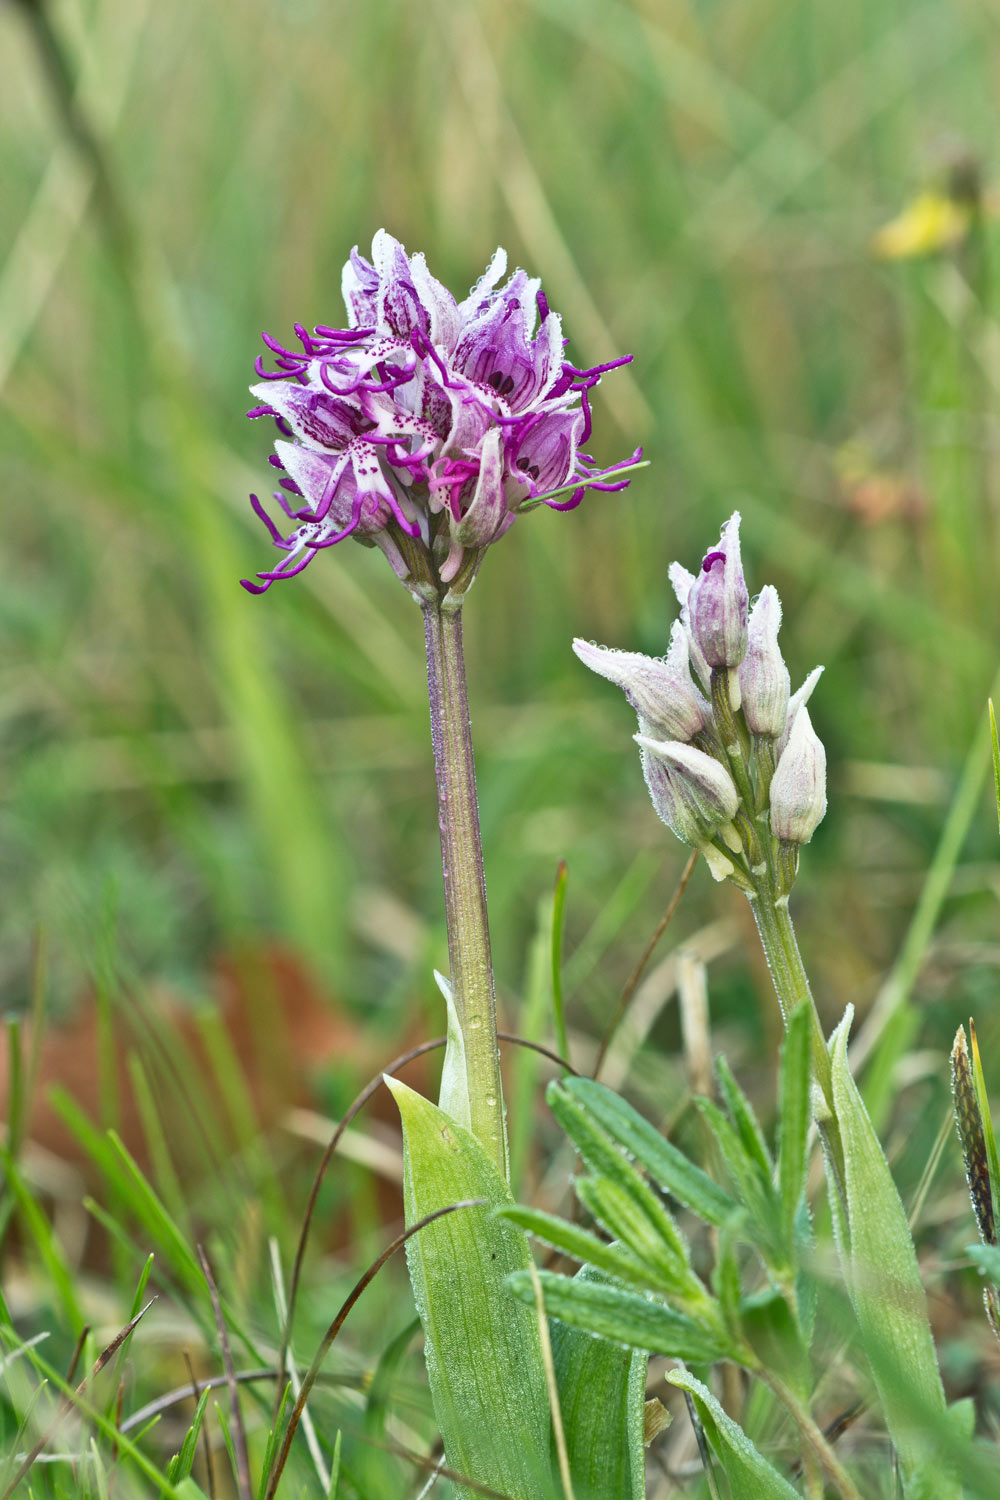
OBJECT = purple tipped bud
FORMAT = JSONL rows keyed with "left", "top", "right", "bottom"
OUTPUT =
{"left": 739, "top": 585, "right": 790, "bottom": 736}
{"left": 686, "top": 513, "right": 749, "bottom": 670}
{"left": 634, "top": 734, "right": 739, "bottom": 849}
{"left": 776, "top": 666, "right": 824, "bottom": 758}
{"left": 770, "top": 706, "right": 826, "bottom": 844}
{"left": 572, "top": 622, "right": 709, "bottom": 742}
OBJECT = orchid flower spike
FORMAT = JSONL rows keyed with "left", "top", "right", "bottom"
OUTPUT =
{"left": 574, "top": 513, "right": 827, "bottom": 898}
{"left": 242, "top": 231, "right": 639, "bottom": 606}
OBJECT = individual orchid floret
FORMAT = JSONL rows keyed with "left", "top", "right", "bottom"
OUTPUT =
{"left": 770, "top": 706, "right": 827, "bottom": 844}
{"left": 243, "top": 230, "right": 639, "bottom": 603}
{"left": 739, "top": 585, "right": 790, "bottom": 737}
{"left": 668, "top": 561, "right": 712, "bottom": 693}
{"left": 686, "top": 512, "right": 749, "bottom": 674}
{"left": 634, "top": 735, "right": 741, "bottom": 866}
{"left": 777, "top": 665, "right": 824, "bottom": 758}
{"left": 572, "top": 622, "right": 709, "bottom": 742}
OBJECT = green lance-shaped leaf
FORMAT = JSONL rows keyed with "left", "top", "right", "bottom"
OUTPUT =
{"left": 715, "top": 1055, "right": 774, "bottom": 1179}
{"left": 549, "top": 1266, "right": 648, "bottom": 1500}
{"left": 711, "top": 1209, "right": 745, "bottom": 1339}
{"left": 562, "top": 1077, "right": 737, "bottom": 1227}
{"left": 547, "top": 1080, "right": 688, "bottom": 1267}
{"left": 694, "top": 1096, "right": 780, "bottom": 1255}
{"left": 778, "top": 1001, "right": 812, "bottom": 1256}
{"left": 828, "top": 1009, "right": 959, "bottom": 1499}
{"left": 665, "top": 1369, "right": 800, "bottom": 1500}
{"left": 507, "top": 1268, "right": 733, "bottom": 1363}
{"left": 387, "top": 1079, "right": 555, "bottom": 1500}
{"left": 573, "top": 1175, "right": 703, "bottom": 1305}
{"left": 496, "top": 1204, "right": 655, "bottom": 1292}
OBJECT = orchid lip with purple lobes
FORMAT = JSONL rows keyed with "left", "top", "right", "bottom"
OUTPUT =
{"left": 242, "top": 231, "right": 640, "bottom": 601}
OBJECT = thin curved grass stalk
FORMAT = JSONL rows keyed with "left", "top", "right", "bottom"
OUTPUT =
{"left": 198, "top": 1245, "right": 252, "bottom": 1500}
{"left": 264, "top": 1199, "right": 488, "bottom": 1499}
{"left": 593, "top": 848, "right": 699, "bottom": 1080}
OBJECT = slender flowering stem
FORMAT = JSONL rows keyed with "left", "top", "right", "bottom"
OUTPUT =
{"left": 423, "top": 602, "right": 506, "bottom": 1176}
{"left": 749, "top": 887, "right": 845, "bottom": 1188}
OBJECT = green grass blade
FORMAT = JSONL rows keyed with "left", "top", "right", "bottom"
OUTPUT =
{"left": 0, "top": 1147, "right": 84, "bottom": 1333}
{"left": 990, "top": 699, "right": 1000, "bottom": 833}
{"left": 550, "top": 860, "right": 569, "bottom": 1064}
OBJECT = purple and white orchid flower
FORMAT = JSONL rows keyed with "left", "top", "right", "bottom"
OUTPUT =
{"left": 243, "top": 230, "right": 639, "bottom": 600}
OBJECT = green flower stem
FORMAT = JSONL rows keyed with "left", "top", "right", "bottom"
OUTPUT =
{"left": 748, "top": 888, "right": 845, "bottom": 1190}
{"left": 423, "top": 601, "right": 507, "bottom": 1178}
{"left": 747, "top": 890, "right": 827, "bottom": 1100}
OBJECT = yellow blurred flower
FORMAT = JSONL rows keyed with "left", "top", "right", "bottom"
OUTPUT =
{"left": 871, "top": 190, "right": 971, "bottom": 260}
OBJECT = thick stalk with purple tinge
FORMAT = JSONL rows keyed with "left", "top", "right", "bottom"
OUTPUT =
{"left": 423, "top": 601, "right": 507, "bottom": 1178}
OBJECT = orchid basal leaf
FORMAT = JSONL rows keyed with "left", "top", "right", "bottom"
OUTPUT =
{"left": 828, "top": 1010, "right": 960, "bottom": 1499}
{"left": 548, "top": 1266, "right": 648, "bottom": 1500}
{"left": 387, "top": 1079, "right": 554, "bottom": 1500}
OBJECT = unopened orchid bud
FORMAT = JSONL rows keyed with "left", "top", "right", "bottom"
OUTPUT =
{"left": 634, "top": 734, "right": 739, "bottom": 851}
{"left": 668, "top": 563, "right": 712, "bottom": 693}
{"left": 776, "top": 665, "right": 824, "bottom": 758}
{"left": 686, "top": 513, "right": 749, "bottom": 671}
{"left": 572, "top": 621, "right": 709, "bottom": 742}
{"left": 739, "top": 586, "right": 790, "bottom": 737}
{"left": 770, "top": 706, "right": 826, "bottom": 844}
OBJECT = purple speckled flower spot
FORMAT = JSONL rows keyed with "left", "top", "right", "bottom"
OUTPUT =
{"left": 242, "top": 230, "right": 639, "bottom": 600}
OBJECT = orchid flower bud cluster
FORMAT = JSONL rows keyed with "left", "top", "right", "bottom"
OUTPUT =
{"left": 573, "top": 512, "right": 826, "bottom": 896}
{"left": 242, "top": 231, "right": 639, "bottom": 607}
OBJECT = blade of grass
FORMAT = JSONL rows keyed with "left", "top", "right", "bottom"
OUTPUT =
{"left": 550, "top": 860, "right": 569, "bottom": 1066}
{"left": 853, "top": 665, "right": 1000, "bottom": 1125}
{"left": 990, "top": 699, "right": 1000, "bottom": 833}
{"left": 198, "top": 1247, "right": 251, "bottom": 1500}
{"left": 0, "top": 1147, "right": 84, "bottom": 1333}
{"left": 0, "top": 1301, "right": 154, "bottom": 1500}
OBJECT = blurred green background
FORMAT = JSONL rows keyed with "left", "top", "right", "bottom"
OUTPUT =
{"left": 4, "top": 0, "right": 999, "bottom": 1053}
{"left": 2, "top": 0, "right": 1000, "bottom": 1486}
